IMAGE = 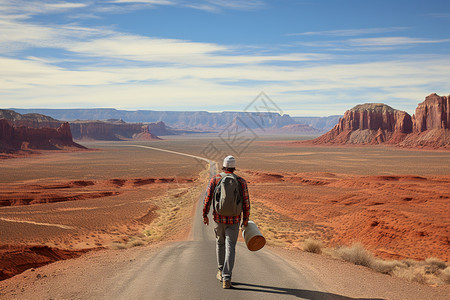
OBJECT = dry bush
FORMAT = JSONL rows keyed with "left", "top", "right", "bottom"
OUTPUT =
{"left": 371, "top": 259, "right": 406, "bottom": 274}
{"left": 423, "top": 257, "right": 447, "bottom": 274}
{"left": 110, "top": 242, "right": 127, "bottom": 250}
{"left": 129, "top": 239, "right": 145, "bottom": 247}
{"left": 335, "top": 243, "right": 374, "bottom": 267}
{"left": 302, "top": 238, "right": 323, "bottom": 254}
{"left": 439, "top": 267, "right": 450, "bottom": 284}
{"left": 392, "top": 266, "right": 428, "bottom": 285}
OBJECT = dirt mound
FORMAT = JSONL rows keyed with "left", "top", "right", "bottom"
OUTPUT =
{"left": 0, "top": 245, "right": 90, "bottom": 281}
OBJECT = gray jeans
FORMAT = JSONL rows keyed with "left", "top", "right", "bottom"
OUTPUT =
{"left": 214, "top": 222, "right": 240, "bottom": 281}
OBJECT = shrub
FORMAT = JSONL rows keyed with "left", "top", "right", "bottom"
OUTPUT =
{"left": 335, "top": 243, "right": 374, "bottom": 267}
{"left": 439, "top": 267, "right": 450, "bottom": 284}
{"left": 392, "top": 266, "right": 428, "bottom": 284}
{"left": 371, "top": 259, "right": 407, "bottom": 274}
{"left": 110, "top": 242, "right": 127, "bottom": 250}
{"left": 423, "top": 257, "right": 447, "bottom": 274}
{"left": 302, "top": 238, "right": 323, "bottom": 254}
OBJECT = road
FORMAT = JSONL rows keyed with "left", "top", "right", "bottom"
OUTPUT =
{"left": 100, "top": 145, "right": 368, "bottom": 300}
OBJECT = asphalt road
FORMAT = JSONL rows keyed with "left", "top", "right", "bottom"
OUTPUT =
{"left": 103, "top": 145, "right": 374, "bottom": 300}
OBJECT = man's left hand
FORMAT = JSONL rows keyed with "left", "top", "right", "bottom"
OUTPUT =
{"left": 203, "top": 217, "right": 209, "bottom": 226}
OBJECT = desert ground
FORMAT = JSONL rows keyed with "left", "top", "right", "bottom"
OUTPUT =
{"left": 0, "top": 142, "right": 209, "bottom": 280}
{"left": 0, "top": 137, "right": 449, "bottom": 288}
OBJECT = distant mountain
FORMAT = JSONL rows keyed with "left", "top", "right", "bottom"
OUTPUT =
{"left": 292, "top": 115, "right": 342, "bottom": 132}
{"left": 69, "top": 120, "right": 167, "bottom": 141}
{"left": 11, "top": 109, "right": 298, "bottom": 131}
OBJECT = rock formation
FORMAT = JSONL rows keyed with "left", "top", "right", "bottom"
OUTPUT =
{"left": 413, "top": 93, "right": 449, "bottom": 132}
{"left": 132, "top": 125, "right": 162, "bottom": 140}
{"left": 12, "top": 109, "right": 298, "bottom": 131}
{"left": 312, "top": 103, "right": 412, "bottom": 145}
{"left": 0, "top": 110, "right": 61, "bottom": 129}
{"left": 0, "top": 119, "right": 85, "bottom": 153}
{"left": 69, "top": 120, "right": 165, "bottom": 141}
{"left": 309, "top": 94, "right": 449, "bottom": 149}
{"left": 399, "top": 94, "right": 450, "bottom": 148}
{"left": 276, "top": 124, "right": 320, "bottom": 134}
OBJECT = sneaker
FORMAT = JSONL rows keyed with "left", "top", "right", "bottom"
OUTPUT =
{"left": 223, "top": 280, "right": 232, "bottom": 289}
{"left": 216, "top": 270, "right": 222, "bottom": 281}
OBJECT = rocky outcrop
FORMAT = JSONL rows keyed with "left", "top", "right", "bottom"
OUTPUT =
{"left": 0, "top": 120, "right": 85, "bottom": 153}
{"left": 399, "top": 94, "right": 450, "bottom": 148}
{"left": 276, "top": 124, "right": 320, "bottom": 134}
{"left": 0, "top": 109, "right": 61, "bottom": 129}
{"left": 309, "top": 94, "right": 450, "bottom": 149}
{"left": 132, "top": 125, "right": 162, "bottom": 140}
{"left": 69, "top": 120, "right": 164, "bottom": 141}
{"left": 413, "top": 93, "right": 449, "bottom": 132}
{"left": 312, "top": 103, "right": 412, "bottom": 145}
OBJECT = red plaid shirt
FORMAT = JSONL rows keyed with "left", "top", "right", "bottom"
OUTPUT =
{"left": 203, "top": 171, "right": 250, "bottom": 224}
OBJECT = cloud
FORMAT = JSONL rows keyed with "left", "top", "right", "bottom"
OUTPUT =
{"left": 348, "top": 37, "right": 450, "bottom": 47}
{"left": 185, "top": 0, "right": 266, "bottom": 12}
{"left": 287, "top": 27, "right": 409, "bottom": 37}
{"left": 0, "top": 0, "right": 88, "bottom": 17}
{"left": 2, "top": 52, "right": 449, "bottom": 115}
{"left": 297, "top": 36, "right": 450, "bottom": 51}
{"left": 427, "top": 13, "right": 450, "bottom": 18}
{"left": 109, "top": 0, "right": 174, "bottom": 4}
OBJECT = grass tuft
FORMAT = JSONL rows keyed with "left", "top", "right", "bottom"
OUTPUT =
{"left": 392, "top": 266, "right": 428, "bottom": 284}
{"left": 371, "top": 259, "right": 407, "bottom": 274}
{"left": 302, "top": 238, "right": 323, "bottom": 254}
{"left": 335, "top": 243, "right": 374, "bottom": 267}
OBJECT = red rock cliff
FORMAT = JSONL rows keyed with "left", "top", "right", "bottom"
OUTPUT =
{"left": 0, "top": 120, "right": 85, "bottom": 153}
{"left": 399, "top": 94, "right": 450, "bottom": 148}
{"left": 312, "top": 103, "right": 412, "bottom": 145}
{"left": 413, "top": 93, "right": 450, "bottom": 132}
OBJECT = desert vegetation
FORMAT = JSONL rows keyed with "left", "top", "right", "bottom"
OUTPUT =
{"left": 301, "top": 240, "right": 449, "bottom": 286}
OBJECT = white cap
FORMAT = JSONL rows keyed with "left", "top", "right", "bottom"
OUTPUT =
{"left": 223, "top": 155, "right": 236, "bottom": 168}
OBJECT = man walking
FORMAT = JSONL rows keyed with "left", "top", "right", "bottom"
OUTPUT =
{"left": 203, "top": 155, "right": 250, "bottom": 289}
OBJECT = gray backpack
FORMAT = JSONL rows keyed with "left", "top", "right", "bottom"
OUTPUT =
{"left": 213, "top": 172, "right": 243, "bottom": 216}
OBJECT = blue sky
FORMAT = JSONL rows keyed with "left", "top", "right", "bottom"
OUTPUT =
{"left": 1, "top": 0, "right": 449, "bottom": 116}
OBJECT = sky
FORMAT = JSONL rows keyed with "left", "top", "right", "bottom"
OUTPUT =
{"left": 1, "top": 0, "right": 449, "bottom": 116}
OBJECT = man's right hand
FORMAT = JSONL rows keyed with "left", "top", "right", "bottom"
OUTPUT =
{"left": 242, "top": 219, "right": 248, "bottom": 227}
{"left": 203, "top": 217, "right": 209, "bottom": 226}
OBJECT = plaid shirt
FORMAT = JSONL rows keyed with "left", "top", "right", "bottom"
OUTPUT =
{"left": 203, "top": 171, "right": 250, "bottom": 224}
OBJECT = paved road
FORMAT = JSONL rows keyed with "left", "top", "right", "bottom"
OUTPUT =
{"left": 103, "top": 146, "right": 369, "bottom": 300}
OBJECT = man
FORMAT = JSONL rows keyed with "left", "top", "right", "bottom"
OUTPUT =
{"left": 203, "top": 155, "right": 250, "bottom": 289}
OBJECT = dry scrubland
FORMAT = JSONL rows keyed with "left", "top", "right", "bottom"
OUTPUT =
{"left": 137, "top": 137, "right": 450, "bottom": 285}
{"left": 1, "top": 137, "right": 449, "bottom": 286}
{"left": 0, "top": 142, "right": 209, "bottom": 280}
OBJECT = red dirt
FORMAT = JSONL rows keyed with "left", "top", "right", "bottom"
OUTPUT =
{"left": 0, "top": 177, "right": 194, "bottom": 207}
{"left": 0, "top": 175, "right": 195, "bottom": 281}
{"left": 242, "top": 170, "right": 450, "bottom": 262}
{"left": 0, "top": 245, "right": 90, "bottom": 281}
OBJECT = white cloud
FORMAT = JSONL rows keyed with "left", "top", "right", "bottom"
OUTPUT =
{"left": 427, "top": 13, "right": 450, "bottom": 19}
{"left": 109, "top": 0, "right": 174, "bottom": 3}
{"left": 349, "top": 37, "right": 450, "bottom": 47}
{"left": 0, "top": 0, "right": 88, "bottom": 17}
{"left": 287, "top": 27, "right": 409, "bottom": 37}
{"left": 185, "top": 0, "right": 265, "bottom": 12}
